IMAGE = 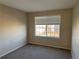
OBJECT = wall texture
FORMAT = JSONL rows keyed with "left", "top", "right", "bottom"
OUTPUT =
{"left": 72, "top": 1, "right": 79, "bottom": 59}
{"left": 0, "top": 4, "right": 27, "bottom": 57}
{"left": 28, "top": 9, "right": 72, "bottom": 50}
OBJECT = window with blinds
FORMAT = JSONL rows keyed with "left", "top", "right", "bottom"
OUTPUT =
{"left": 35, "top": 16, "right": 61, "bottom": 38}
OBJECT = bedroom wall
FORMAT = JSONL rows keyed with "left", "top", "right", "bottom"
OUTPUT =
{"left": 28, "top": 8, "right": 73, "bottom": 50}
{"left": 0, "top": 4, "right": 27, "bottom": 57}
{"left": 72, "top": 1, "right": 79, "bottom": 59}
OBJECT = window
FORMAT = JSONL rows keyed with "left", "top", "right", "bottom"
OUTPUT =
{"left": 35, "top": 16, "right": 61, "bottom": 38}
{"left": 35, "top": 25, "right": 46, "bottom": 36}
{"left": 35, "top": 25, "right": 60, "bottom": 38}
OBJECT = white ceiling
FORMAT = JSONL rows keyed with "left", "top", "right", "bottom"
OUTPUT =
{"left": 0, "top": 0, "right": 78, "bottom": 12}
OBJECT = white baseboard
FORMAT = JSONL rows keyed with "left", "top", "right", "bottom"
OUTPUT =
{"left": 0, "top": 43, "right": 26, "bottom": 58}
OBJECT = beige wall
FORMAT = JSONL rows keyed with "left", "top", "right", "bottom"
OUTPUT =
{"left": 28, "top": 9, "right": 73, "bottom": 50}
{"left": 0, "top": 4, "right": 27, "bottom": 57}
{"left": 72, "top": 1, "right": 79, "bottom": 59}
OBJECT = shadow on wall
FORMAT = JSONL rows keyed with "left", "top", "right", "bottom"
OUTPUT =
{"left": 0, "top": 18, "right": 27, "bottom": 56}
{"left": 0, "top": 4, "right": 27, "bottom": 57}
{"left": 0, "top": 19, "right": 26, "bottom": 41}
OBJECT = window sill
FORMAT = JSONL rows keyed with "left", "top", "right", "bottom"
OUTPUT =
{"left": 34, "top": 36, "right": 60, "bottom": 39}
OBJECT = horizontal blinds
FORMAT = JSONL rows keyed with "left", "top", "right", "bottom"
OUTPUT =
{"left": 35, "top": 16, "right": 61, "bottom": 25}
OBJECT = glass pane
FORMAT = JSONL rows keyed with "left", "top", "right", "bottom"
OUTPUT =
{"left": 35, "top": 25, "right": 46, "bottom": 36}
{"left": 35, "top": 25, "right": 40, "bottom": 36}
{"left": 54, "top": 25, "right": 60, "bottom": 37}
{"left": 47, "top": 25, "right": 54, "bottom": 37}
{"left": 47, "top": 25, "right": 60, "bottom": 38}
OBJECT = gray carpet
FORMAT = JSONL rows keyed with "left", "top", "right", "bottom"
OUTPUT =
{"left": 0, "top": 44, "right": 71, "bottom": 59}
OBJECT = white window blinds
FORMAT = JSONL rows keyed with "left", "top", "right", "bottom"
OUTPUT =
{"left": 35, "top": 16, "right": 61, "bottom": 25}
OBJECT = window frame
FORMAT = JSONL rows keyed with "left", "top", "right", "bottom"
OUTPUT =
{"left": 34, "top": 24, "right": 61, "bottom": 39}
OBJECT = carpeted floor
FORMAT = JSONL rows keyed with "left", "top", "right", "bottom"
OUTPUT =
{"left": 0, "top": 44, "right": 71, "bottom": 59}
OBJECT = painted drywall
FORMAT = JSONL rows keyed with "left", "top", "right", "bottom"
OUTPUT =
{"left": 28, "top": 9, "right": 72, "bottom": 50}
{"left": 72, "top": 1, "right": 79, "bottom": 59}
{"left": 0, "top": 4, "right": 27, "bottom": 57}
